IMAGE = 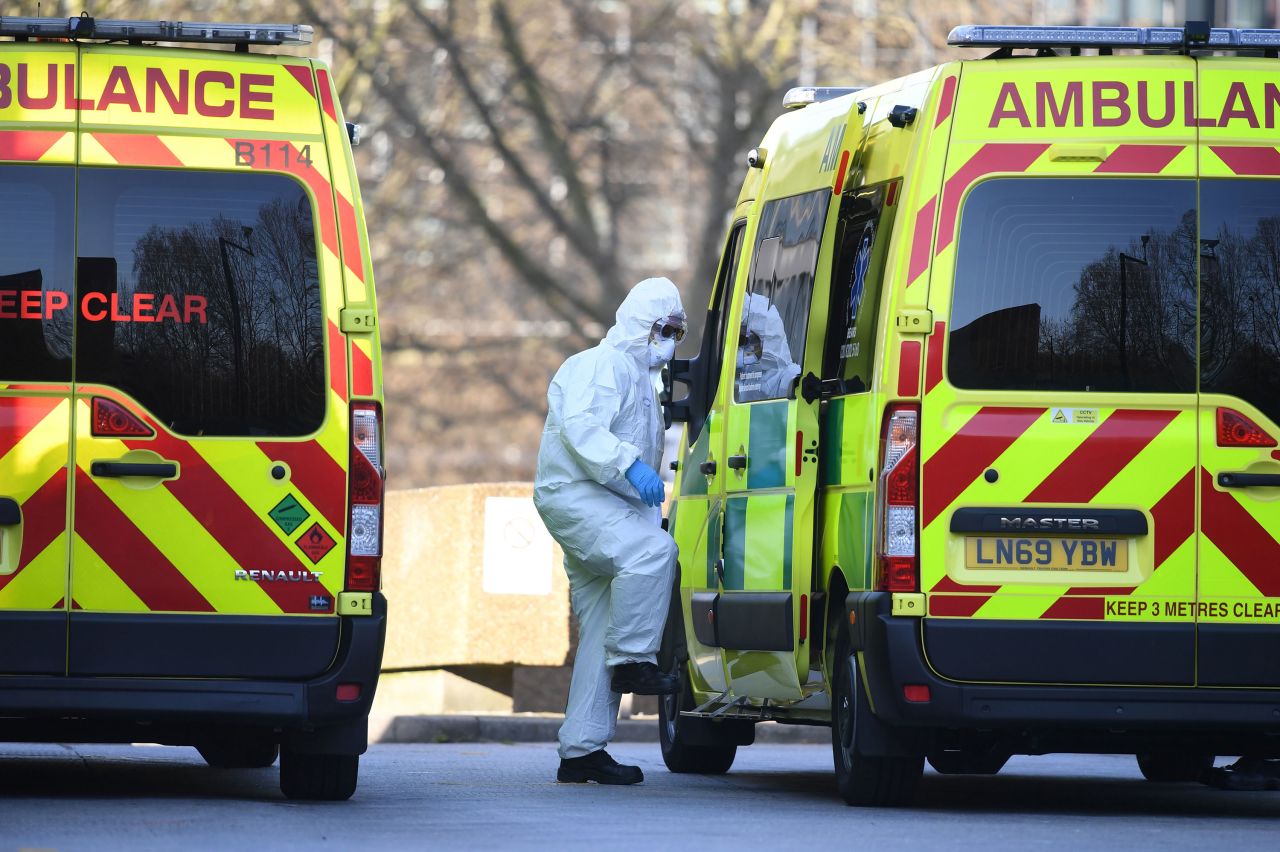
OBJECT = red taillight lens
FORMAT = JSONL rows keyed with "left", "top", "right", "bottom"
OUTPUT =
{"left": 877, "top": 405, "right": 920, "bottom": 593}
{"left": 91, "top": 397, "right": 154, "bottom": 438}
{"left": 903, "top": 684, "right": 931, "bottom": 703}
{"left": 336, "top": 683, "right": 362, "bottom": 702}
{"left": 1217, "top": 408, "right": 1277, "bottom": 447}
{"left": 346, "top": 402, "right": 384, "bottom": 592}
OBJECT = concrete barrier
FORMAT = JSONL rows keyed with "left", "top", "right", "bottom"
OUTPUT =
{"left": 382, "top": 484, "right": 572, "bottom": 670}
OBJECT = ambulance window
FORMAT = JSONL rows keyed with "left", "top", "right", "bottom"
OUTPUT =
{"left": 74, "top": 169, "right": 324, "bottom": 436}
{"left": 949, "top": 178, "right": 1196, "bottom": 393}
{"left": 823, "top": 182, "right": 897, "bottom": 393}
{"left": 0, "top": 166, "right": 75, "bottom": 383}
{"left": 1200, "top": 179, "right": 1280, "bottom": 427}
{"left": 734, "top": 189, "right": 830, "bottom": 403}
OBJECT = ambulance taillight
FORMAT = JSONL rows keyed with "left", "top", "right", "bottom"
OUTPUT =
{"left": 876, "top": 405, "right": 919, "bottom": 593}
{"left": 346, "top": 402, "right": 384, "bottom": 591}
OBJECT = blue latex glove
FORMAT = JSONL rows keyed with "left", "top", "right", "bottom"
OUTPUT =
{"left": 625, "top": 459, "right": 665, "bottom": 507}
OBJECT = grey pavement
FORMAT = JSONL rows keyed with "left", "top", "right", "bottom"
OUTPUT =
{"left": 372, "top": 713, "right": 829, "bottom": 744}
{"left": 2, "top": 742, "right": 1280, "bottom": 851}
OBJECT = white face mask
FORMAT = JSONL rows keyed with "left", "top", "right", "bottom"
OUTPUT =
{"left": 648, "top": 336, "right": 676, "bottom": 367}
{"left": 738, "top": 350, "right": 760, "bottom": 368}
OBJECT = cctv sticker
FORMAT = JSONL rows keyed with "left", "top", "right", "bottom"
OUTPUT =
{"left": 1050, "top": 408, "right": 1098, "bottom": 425}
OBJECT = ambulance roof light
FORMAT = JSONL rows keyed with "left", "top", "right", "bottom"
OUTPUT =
{"left": 783, "top": 86, "right": 864, "bottom": 110}
{"left": 0, "top": 16, "right": 313, "bottom": 46}
{"left": 948, "top": 23, "right": 1280, "bottom": 51}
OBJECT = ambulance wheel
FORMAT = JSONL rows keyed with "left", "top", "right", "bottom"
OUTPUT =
{"left": 831, "top": 633, "right": 922, "bottom": 807}
{"left": 659, "top": 664, "right": 737, "bottom": 775}
{"left": 196, "top": 735, "right": 279, "bottom": 769}
{"left": 279, "top": 750, "right": 359, "bottom": 801}
{"left": 1136, "top": 750, "right": 1214, "bottom": 783}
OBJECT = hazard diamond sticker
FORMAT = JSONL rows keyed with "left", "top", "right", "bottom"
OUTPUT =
{"left": 270, "top": 494, "right": 310, "bottom": 535}
{"left": 296, "top": 522, "right": 337, "bottom": 564}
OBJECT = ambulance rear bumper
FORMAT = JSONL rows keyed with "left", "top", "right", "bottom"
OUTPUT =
{"left": 849, "top": 592, "right": 1280, "bottom": 736}
{"left": 0, "top": 593, "right": 387, "bottom": 731}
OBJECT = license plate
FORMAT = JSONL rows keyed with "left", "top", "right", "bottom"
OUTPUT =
{"left": 964, "top": 536, "right": 1127, "bottom": 571}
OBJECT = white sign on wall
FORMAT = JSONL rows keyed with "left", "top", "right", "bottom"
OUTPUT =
{"left": 482, "top": 496, "right": 554, "bottom": 596}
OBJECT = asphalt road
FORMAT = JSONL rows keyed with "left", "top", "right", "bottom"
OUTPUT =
{"left": 1, "top": 742, "right": 1278, "bottom": 851}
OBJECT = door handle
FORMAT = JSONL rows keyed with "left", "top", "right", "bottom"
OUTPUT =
{"left": 0, "top": 497, "right": 18, "bottom": 525}
{"left": 699, "top": 460, "right": 717, "bottom": 476}
{"left": 727, "top": 455, "right": 748, "bottom": 471}
{"left": 1218, "top": 472, "right": 1280, "bottom": 488}
{"left": 90, "top": 461, "right": 177, "bottom": 479}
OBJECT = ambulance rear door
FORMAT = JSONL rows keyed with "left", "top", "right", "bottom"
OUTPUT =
{"left": 1195, "top": 56, "right": 1280, "bottom": 687}
{"left": 919, "top": 57, "right": 1200, "bottom": 686}
{"left": 0, "top": 43, "right": 78, "bottom": 674}
{"left": 65, "top": 46, "right": 349, "bottom": 678}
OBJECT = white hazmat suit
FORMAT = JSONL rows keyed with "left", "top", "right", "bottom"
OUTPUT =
{"left": 736, "top": 292, "right": 802, "bottom": 402}
{"left": 533, "top": 278, "right": 683, "bottom": 760}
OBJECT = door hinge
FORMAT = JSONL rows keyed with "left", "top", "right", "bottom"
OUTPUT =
{"left": 894, "top": 309, "right": 933, "bottom": 334}
{"left": 338, "top": 591, "right": 374, "bottom": 616}
{"left": 341, "top": 308, "right": 377, "bottom": 333}
{"left": 891, "top": 592, "right": 926, "bottom": 617}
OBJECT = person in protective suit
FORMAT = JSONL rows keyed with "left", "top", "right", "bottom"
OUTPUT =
{"left": 533, "top": 277, "right": 687, "bottom": 785}
{"left": 735, "top": 292, "right": 802, "bottom": 402}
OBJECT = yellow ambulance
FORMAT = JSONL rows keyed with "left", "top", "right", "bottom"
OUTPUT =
{"left": 0, "top": 16, "right": 385, "bottom": 800}
{"left": 662, "top": 22, "right": 1280, "bottom": 806}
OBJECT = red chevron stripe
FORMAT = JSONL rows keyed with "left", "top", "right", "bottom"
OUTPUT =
{"left": 1151, "top": 468, "right": 1195, "bottom": 568}
{"left": 1025, "top": 409, "right": 1180, "bottom": 503}
{"left": 92, "top": 133, "right": 182, "bottom": 167}
{"left": 0, "top": 396, "right": 62, "bottom": 460}
{"left": 1210, "top": 145, "right": 1280, "bottom": 176}
{"left": 1040, "top": 596, "right": 1105, "bottom": 620}
{"left": 929, "top": 594, "right": 991, "bottom": 617}
{"left": 897, "top": 341, "right": 920, "bottom": 397}
{"left": 925, "top": 322, "right": 946, "bottom": 394}
{"left": 126, "top": 432, "right": 333, "bottom": 614}
{"left": 74, "top": 470, "right": 214, "bottom": 612}
{"left": 1200, "top": 468, "right": 1280, "bottom": 597}
{"left": 0, "top": 467, "right": 67, "bottom": 594}
{"left": 929, "top": 575, "right": 1000, "bottom": 594}
{"left": 329, "top": 320, "right": 348, "bottom": 402}
{"left": 0, "top": 130, "right": 64, "bottom": 162}
{"left": 285, "top": 64, "right": 316, "bottom": 98}
{"left": 351, "top": 341, "right": 374, "bottom": 397}
{"left": 936, "top": 143, "right": 1049, "bottom": 255}
{"left": 922, "top": 407, "right": 1044, "bottom": 528}
{"left": 1094, "top": 144, "right": 1182, "bottom": 174}
{"left": 256, "top": 439, "right": 346, "bottom": 531}
{"left": 934, "top": 75, "right": 957, "bottom": 128}
{"left": 336, "top": 191, "right": 365, "bottom": 283}
{"left": 316, "top": 69, "right": 339, "bottom": 124}
{"left": 906, "top": 195, "right": 936, "bottom": 286}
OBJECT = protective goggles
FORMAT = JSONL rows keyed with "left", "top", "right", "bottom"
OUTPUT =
{"left": 651, "top": 316, "right": 687, "bottom": 342}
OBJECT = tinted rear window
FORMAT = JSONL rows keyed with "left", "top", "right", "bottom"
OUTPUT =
{"left": 1201, "top": 179, "right": 1280, "bottom": 426}
{"left": 949, "top": 178, "right": 1196, "bottom": 393}
{"left": 75, "top": 168, "right": 325, "bottom": 436}
{"left": 0, "top": 166, "right": 74, "bottom": 383}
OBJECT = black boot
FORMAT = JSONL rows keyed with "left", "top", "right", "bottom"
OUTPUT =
{"left": 557, "top": 750, "right": 644, "bottom": 785}
{"left": 1204, "top": 757, "right": 1280, "bottom": 791}
{"left": 610, "top": 662, "right": 678, "bottom": 695}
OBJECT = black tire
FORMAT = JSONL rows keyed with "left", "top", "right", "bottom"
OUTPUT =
{"left": 196, "top": 737, "right": 279, "bottom": 769}
{"left": 659, "top": 663, "right": 737, "bottom": 774}
{"left": 279, "top": 750, "right": 359, "bottom": 801}
{"left": 927, "top": 750, "right": 1009, "bottom": 776}
{"left": 1136, "top": 750, "right": 1214, "bottom": 783}
{"left": 831, "top": 632, "right": 922, "bottom": 807}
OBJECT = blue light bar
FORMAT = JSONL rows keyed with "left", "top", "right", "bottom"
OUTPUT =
{"left": 0, "top": 16, "right": 312, "bottom": 46}
{"left": 948, "top": 24, "right": 1280, "bottom": 51}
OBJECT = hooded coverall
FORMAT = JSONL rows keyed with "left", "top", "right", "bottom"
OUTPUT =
{"left": 533, "top": 277, "right": 683, "bottom": 759}
{"left": 736, "top": 292, "right": 802, "bottom": 402}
